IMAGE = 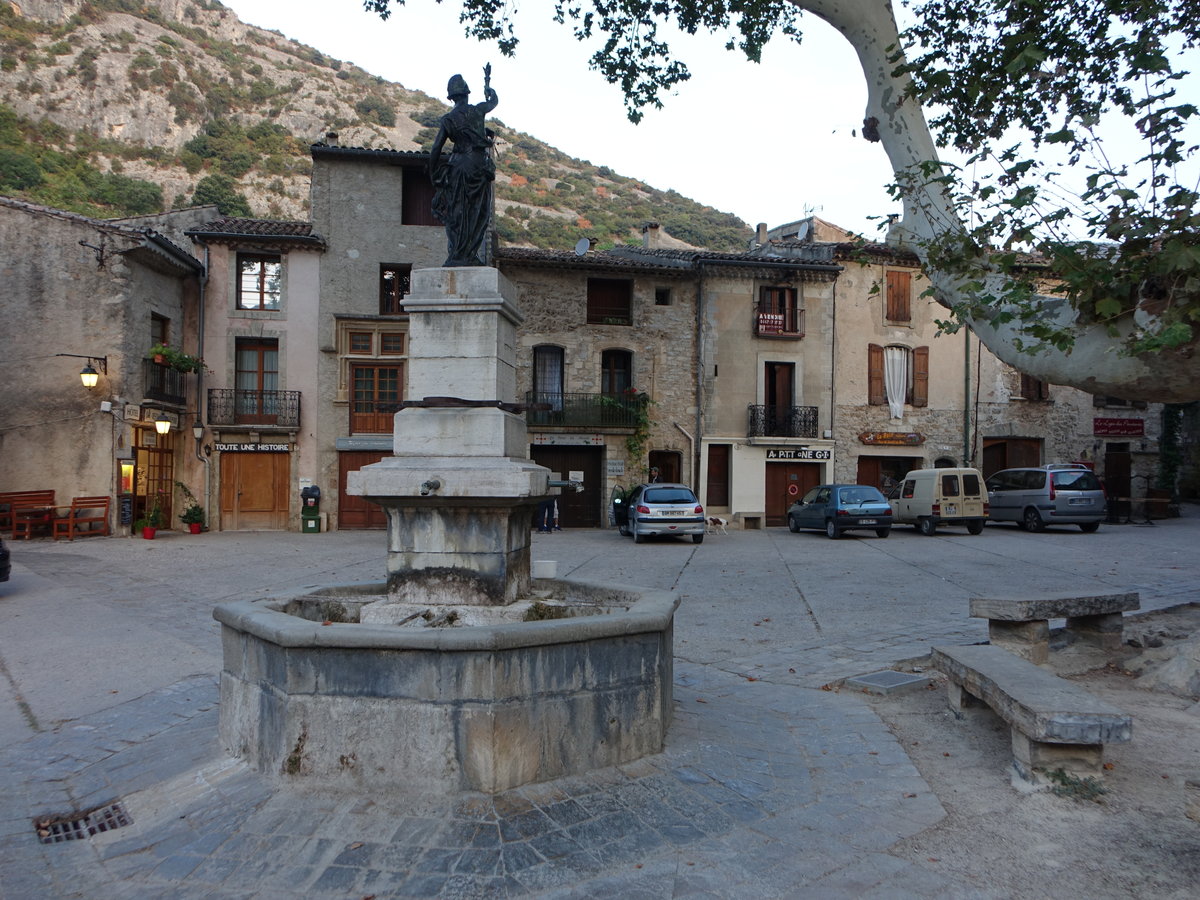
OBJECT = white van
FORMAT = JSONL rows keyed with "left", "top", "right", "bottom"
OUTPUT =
{"left": 888, "top": 468, "right": 989, "bottom": 535}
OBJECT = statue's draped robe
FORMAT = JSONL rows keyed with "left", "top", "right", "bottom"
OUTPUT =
{"left": 432, "top": 103, "right": 495, "bottom": 267}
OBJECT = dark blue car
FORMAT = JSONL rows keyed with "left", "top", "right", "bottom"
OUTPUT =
{"left": 786, "top": 484, "right": 893, "bottom": 539}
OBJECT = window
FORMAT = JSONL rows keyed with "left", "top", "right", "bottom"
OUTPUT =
{"left": 868, "top": 344, "right": 929, "bottom": 414}
{"left": 237, "top": 253, "right": 282, "bottom": 310}
{"left": 941, "top": 474, "right": 961, "bottom": 497}
{"left": 655, "top": 287, "right": 672, "bottom": 306}
{"left": 600, "top": 349, "right": 632, "bottom": 395}
{"left": 381, "top": 333, "right": 405, "bottom": 355}
{"left": 380, "top": 264, "right": 412, "bottom": 315}
{"left": 533, "top": 345, "right": 564, "bottom": 407}
{"left": 351, "top": 363, "right": 404, "bottom": 434}
{"left": 235, "top": 338, "right": 279, "bottom": 423}
{"left": 151, "top": 313, "right": 169, "bottom": 347}
{"left": 1018, "top": 373, "right": 1051, "bottom": 401}
{"left": 401, "top": 167, "right": 439, "bottom": 226}
{"left": 885, "top": 270, "right": 911, "bottom": 322}
{"left": 587, "top": 278, "right": 632, "bottom": 325}
{"left": 349, "top": 332, "right": 372, "bottom": 354}
{"left": 756, "top": 286, "right": 803, "bottom": 336}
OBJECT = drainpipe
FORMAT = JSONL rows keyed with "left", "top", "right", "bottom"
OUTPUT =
{"left": 963, "top": 327, "right": 972, "bottom": 466}
{"left": 674, "top": 422, "right": 695, "bottom": 489}
{"left": 829, "top": 276, "right": 838, "bottom": 480}
{"left": 196, "top": 245, "right": 211, "bottom": 521}
{"left": 693, "top": 271, "right": 705, "bottom": 489}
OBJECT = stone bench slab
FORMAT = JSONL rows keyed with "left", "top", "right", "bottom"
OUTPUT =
{"left": 932, "top": 644, "right": 1132, "bottom": 746}
{"left": 969, "top": 591, "right": 1140, "bottom": 621}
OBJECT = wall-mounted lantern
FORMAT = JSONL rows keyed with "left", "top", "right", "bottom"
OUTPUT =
{"left": 55, "top": 353, "right": 108, "bottom": 388}
{"left": 154, "top": 413, "right": 171, "bottom": 435}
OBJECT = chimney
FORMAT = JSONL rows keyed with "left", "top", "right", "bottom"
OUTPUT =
{"left": 642, "top": 222, "right": 661, "bottom": 249}
{"left": 325, "top": 131, "right": 339, "bottom": 147}
{"left": 756, "top": 222, "right": 769, "bottom": 246}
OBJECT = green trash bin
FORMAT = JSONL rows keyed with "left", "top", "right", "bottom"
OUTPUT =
{"left": 301, "top": 516, "right": 320, "bottom": 534}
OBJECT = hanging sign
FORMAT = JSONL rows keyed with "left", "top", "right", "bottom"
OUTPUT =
{"left": 1093, "top": 418, "right": 1144, "bottom": 437}
{"left": 858, "top": 431, "right": 925, "bottom": 446}
{"left": 213, "top": 442, "right": 291, "bottom": 452}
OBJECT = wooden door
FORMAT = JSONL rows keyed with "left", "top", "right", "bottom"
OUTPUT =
{"left": 338, "top": 450, "right": 390, "bottom": 529}
{"left": 705, "top": 444, "right": 731, "bottom": 508}
{"left": 765, "top": 462, "right": 821, "bottom": 526}
{"left": 220, "top": 452, "right": 290, "bottom": 530}
{"left": 530, "top": 446, "right": 603, "bottom": 527}
{"left": 1104, "top": 445, "right": 1131, "bottom": 521}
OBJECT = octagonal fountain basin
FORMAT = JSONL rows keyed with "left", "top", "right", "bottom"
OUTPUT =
{"left": 213, "top": 577, "right": 679, "bottom": 795}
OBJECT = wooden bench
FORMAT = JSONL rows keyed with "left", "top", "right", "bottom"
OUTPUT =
{"left": 933, "top": 644, "right": 1132, "bottom": 786}
{"left": 53, "top": 496, "right": 111, "bottom": 541}
{"left": 969, "top": 591, "right": 1140, "bottom": 663}
{"left": 2, "top": 490, "right": 56, "bottom": 540}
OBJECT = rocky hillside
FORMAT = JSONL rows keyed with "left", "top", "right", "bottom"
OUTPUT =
{"left": 0, "top": 0, "right": 751, "bottom": 250}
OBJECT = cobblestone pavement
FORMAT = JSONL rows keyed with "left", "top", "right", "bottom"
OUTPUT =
{"left": 1, "top": 511, "right": 1197, "bottom": 898}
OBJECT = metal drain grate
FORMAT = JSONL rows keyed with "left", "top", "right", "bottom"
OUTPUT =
{"left": 35, "top": 802, "right": 132, "bottom": 844}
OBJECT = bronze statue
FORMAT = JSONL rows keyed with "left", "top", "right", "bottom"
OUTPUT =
{"left": 429, "top": 65, "right": 498, "bottom": 267}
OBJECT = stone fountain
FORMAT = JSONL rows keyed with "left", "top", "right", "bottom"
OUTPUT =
{"left": 214, "top": 267, "right": 677, "bottom": 795}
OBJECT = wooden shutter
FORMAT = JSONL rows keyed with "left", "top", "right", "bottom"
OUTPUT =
{"left": 867, "top": 344, "right": 885, "bottom": 405}
{"left": 886, "top": 270, "right": 911, "bottom": 322}
{"left": 912, "top": 346, "right": 929, "bottom": 407}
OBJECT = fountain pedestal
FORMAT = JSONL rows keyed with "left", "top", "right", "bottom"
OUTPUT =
{"left": 347, "top": 267, "right": 548, "bottom": 606}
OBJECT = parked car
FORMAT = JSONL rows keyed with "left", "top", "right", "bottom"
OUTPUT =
{"left": 612, "top": 483, "right": 706, "bottom": 544}
{"left": 985, "top": 465, "right": 1106, "bottom": 532}
{"left": 787, "top": 484, "right": 893, "bottom": 539}
{"left": 0, "top": 536, "right": 9, "bottom": 582}
{"left": 888, "top": 468, "right": 988, "bottom": 535}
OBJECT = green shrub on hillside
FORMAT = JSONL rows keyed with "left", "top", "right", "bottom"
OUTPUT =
{"left": 192, "top": 173, "right": 252, "bottom": 217}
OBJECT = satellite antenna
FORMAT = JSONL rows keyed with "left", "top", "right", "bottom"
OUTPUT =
{"left": 573, "top": 237, "right": 590, "bottom": 257}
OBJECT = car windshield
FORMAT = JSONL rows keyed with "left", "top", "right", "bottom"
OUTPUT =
{"left": 838, "top": 487, "right": 886, "bottom": 504}
{"left": 1052, "top": 471, "right": 1102, "bottom": 491}
{"left": 643, "top": 488, "right": 697, "bottom": 505}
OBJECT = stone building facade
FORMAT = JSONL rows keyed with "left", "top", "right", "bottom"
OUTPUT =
{"left": 0, "top": 197, "right": 207, "bottom": 529}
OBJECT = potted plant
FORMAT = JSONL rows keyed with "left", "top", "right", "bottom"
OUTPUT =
{"left": 134, "top": 493, "right": 164, "bottom": 539}
{"left": 147, "top": 343, "right": 208, "bottom": 374}
{"left": 176, "top": 481, "right": 205, "bottom": 534}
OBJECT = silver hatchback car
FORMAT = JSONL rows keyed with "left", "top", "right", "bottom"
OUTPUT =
{"left": 620, "top": 483, "right": 706, "bottom": 544}
{"left": 985, "top": 465, "right": 1106, "bottom": 532}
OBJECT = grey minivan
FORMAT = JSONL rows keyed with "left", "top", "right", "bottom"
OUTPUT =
{"left": 984, "top": 465, "right": 1106, "bottom": 532}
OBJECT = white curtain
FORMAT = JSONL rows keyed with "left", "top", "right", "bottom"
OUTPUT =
{"left": 884, "top": 346, "right": 909, "bottom": 419}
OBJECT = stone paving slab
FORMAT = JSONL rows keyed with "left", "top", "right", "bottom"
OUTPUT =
{"left": 0, "top": 663, "right": 971, "bottom": 898}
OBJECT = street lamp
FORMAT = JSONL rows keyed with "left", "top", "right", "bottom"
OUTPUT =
{"left": 55, "top": 353, "right": 108, "bottom": 388}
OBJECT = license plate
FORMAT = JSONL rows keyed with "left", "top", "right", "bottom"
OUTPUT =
{"left": 660, "top": 510, "right": 686, "bottom": 516}
{"left": 859, "top": 518, "right": 877, "bottom": 525}
{"left": 1069, "top": 498, "right": 1093, "bottom": 506}
{"left": 944, "top": 503, "right": 957, "bottom": 516}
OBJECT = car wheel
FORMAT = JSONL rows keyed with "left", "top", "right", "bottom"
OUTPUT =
{"left": 1079, "top": 521, "right": 1101, "bottom": 533}
{"left": 618, "top": 523, "right": 630, "bottom": 537}
{"left": 876, "top": 527, "right": 891, "bottom": 538}
{"left": 1023, "top": 507, "right": 1045, "bottom": 533}
{"left": 788, "top": 514, "right": 800, "bottom": 533}
{"left": 967, "top": 520, "right": 984, "bottom": 535}
{"left": 825, "top": 520, "right": 840, "bottom": 539}
{"left": 632, "top": 521, "right": 645, "bottom": 544}
{"left": 919, "top": 517, "right": 937, "bottom": 536}
{"left": 692, "top": 533, "right": 704, "bottom": 544}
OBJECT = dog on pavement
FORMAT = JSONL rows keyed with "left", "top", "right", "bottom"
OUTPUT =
{"left": 706, "top": 516, "right": 729, "bottom": 535}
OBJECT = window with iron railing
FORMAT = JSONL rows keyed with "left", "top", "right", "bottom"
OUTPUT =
{"left": 756, "top": 286, "right": 804, "bottom": 337}
{"left": 526, "top": 391, "right": 642, "bottom": 428}
{"left": 207, "top": 389, "right": 301, "bottom": 427}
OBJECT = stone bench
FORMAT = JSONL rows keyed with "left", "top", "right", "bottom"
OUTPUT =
{"left": 969, "top": 591, "right": 1140, "bottom": 663}
{"left": 932, "top": 644, "right": 1132, "bottom": 786}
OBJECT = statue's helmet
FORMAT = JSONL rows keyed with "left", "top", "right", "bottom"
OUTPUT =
{"left": 446, "top": 74, "right": 469, "bottom": 99}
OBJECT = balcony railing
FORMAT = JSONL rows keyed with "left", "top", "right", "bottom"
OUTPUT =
{"left": 208, "top": 389, "right": 301, "bottom": 428}
{"left": 350, "top": 399, "right": 403, "bottom": 434}
{"left": 526, "top": 391, "right": 642, "bottom": 428}
{"left": 142, "top": 360, "right": 185, "bottom": 406}
{"left": 755, "top": 307, "right": 804, "bottom": 338}
{"left": 747, "top": 404, "right": 819, "bottom": 438}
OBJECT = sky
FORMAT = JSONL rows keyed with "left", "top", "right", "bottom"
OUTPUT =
{"left": 222, "top": 0, "right": 902, "bottom": 238}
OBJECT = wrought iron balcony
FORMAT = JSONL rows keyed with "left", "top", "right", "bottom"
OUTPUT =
{"left": 747, "top": 404, "right": 819, "bottom": 439}
{"left": 525, "top": 391, "right": 643, "bottom": 429}
{"left": 142, "top": 360, "right": 185, "bottom": 406}
{"left": 208, "top": 389, "right": 301, "bottom": 428}
{"left": 350, "top": 399, "right": 403, "bottom": 434}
